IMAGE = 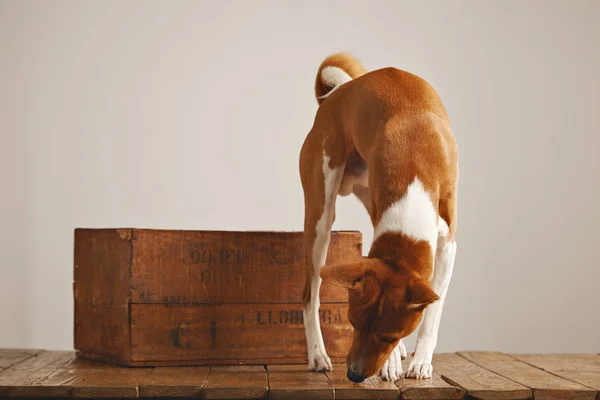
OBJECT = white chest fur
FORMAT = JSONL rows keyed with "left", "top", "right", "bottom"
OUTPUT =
{"left": 373, "top": 177, "right": 439, "bottom": 253}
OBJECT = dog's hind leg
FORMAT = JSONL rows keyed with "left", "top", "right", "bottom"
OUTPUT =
{"left": 300, "top": 136, "right": 345, "bottom": 372}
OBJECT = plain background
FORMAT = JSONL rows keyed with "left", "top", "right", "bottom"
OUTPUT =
{"left": 1, "top": 0, "right": 599, "bottom": 353}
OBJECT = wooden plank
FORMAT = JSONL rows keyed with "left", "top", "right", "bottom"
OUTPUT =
{"left": 267, "top": 364, "right": 334, "bottom": 400}
{"left": 9, "top": 367, "right": 92, "bottom": 397}
{"left": 139, "top": 366, "right": 210, "bottom": 397}
{"left": 433, "top": 353, "right": 531, "bottom": 400}
{"left": 130, "top": 229, "right": 360, "bottom": 304}
{"left": 130, "top": 303, "right": 352, "bottom": 364}
{"left": 512, "top": 354, "right": 600, "bottom": 371}
{"left": 325, "top": 363, "right": 398, "bottom": 400}
{"left": 73, "top": 367, "right": 154, "bottom": 398}
{"left": 459, "top": 352, "right": 597, "bottom": 400}
{"left": 74, "top": 228, "right": 132, "bottom": 363}
{"left": 397, "top": 358, "right": 465, "bottom": 400}
{"left": 203, "top": 365, "right": 268, "bottom": 399}
{"left": 9, "top": 356, "right": 115, "bottom": 397}
{"left": 512, "top": 354, "right": 600, "bottom": 391}
{"left": 0, "top": 349, "right": 42, "bottom": 371}
{"left": 0, "top": 351, "right": 75, "bottom": 396}
{"left": 140, "top": 366, "right": 210, "bottom": 397}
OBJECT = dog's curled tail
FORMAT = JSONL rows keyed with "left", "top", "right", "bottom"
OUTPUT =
{"left": 315, "top": 53, "right": 366, "bottom": 104}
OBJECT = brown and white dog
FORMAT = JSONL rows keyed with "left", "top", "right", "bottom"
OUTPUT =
{"left": 300, "top": 53, "right": 458, "bottom": 382}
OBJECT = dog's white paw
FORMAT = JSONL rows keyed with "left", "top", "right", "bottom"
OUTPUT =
{"left": 308, "top": 346, "right": 332, "bottom": 372}
{"left": 404, "top": 360, "right": 433, "bottom": 379}
{"left": 379, "top": 344, "right": 402, "bottom": 381}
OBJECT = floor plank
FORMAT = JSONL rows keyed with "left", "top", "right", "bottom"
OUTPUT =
{"left": 0, "top": 349, "right": 598, "bottom": 399}
{"left": 458, "top": 352, "right": 597, "bottom": 400}
{"left": 203, "top": 365, "right": 268, "bottom": 400}
{"left": 325, "top": 363, "right": 399, "bottom": 400}
{"left": 0, "top": 349, "right": 42, "bottom": 372}
{"left": 72, "top": 367, "right": 154, "bottom": 398}
{"left": 433, "top": 353, "right": 531, "bottom": 400}
{"left": 267, "top": 365, "right": 334, "bottom": 400}
{"left": 397, "top": 358, "right": 465, "bottom": 400}
{"left": 0, "top": 351, "right": 75, "bottom": 396}
{"left": 139, "top": 366, "right": 210, "bottom": 397}
{"left": 9, "top": 367, "right": 92, "bottom": 397}
{"left": 5, "top": 355, "right": 112, "bottom": 397}
{"left": 512, "top": 354, "right": 600, "bottom": 391}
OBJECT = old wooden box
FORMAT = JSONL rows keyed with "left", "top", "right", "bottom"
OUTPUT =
{"left": 73, "top": 228, "right": 361, "bottom": 367}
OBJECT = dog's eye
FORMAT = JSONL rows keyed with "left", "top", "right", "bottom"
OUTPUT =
{"left": 377, "top": 335, "right": 398, "bottom": 343}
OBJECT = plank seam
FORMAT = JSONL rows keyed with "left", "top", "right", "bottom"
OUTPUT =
{"left": 508, "top": 354, "right": 600, "bottom": 393}
{"left": 454, "top": 353, "right": 538, "bottom": 392}
{"left": 439, "top": 375, "right": 469, "bottom": 396}
{"left": 202, "top": 365, "right": 212, "bottom": 397}
{"left": 456, "top": 352, "right": 598, "bottom": 397}
{"left": 0, "top": 350, "right": 43, "bottom": 372}
{"left": 323, "top": 366, "right": 334, "bottom": 400}
{"left": 264, "top": 364, "right": 270, "bottom": 398}
{"left": 437, "top": 358, "right": 532, "bottom": 400}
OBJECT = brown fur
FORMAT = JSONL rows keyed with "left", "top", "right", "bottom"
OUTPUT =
{"left": 300, "top": 53, "right": 458, "bottom": 379}
{"left": 319, "top": 248, "right": 439, "bottom": 378}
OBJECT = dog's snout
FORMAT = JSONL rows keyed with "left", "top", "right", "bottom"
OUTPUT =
{"left": 347, "top": 365, "right": 366, "bottom": 383}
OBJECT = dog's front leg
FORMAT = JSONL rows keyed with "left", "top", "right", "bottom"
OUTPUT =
{"left": 301, "top": 151, "right": 344, "bottom": 372}
{"left": 379, "top": 339, "right": 407, "bottom": 381}
{"left": 405, "top": 235, "right": 457, "bottom": 379}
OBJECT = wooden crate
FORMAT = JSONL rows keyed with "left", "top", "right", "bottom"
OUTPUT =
{"left": 73, "top": 228, "right": 362, "bottom": 367}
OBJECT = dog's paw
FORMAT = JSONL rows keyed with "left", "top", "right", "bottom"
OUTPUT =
{"left": 308, "top": 347, "right": 332, "bottom": 372}
{"left": 379, "top": 345, "right": 402, "bottom": 381}
{"left": 404, "top": 361, "right": 433, "bottom": 379}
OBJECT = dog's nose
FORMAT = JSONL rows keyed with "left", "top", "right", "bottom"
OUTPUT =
{"left": 347, "top": 367, "right": 366, "bottom": 383}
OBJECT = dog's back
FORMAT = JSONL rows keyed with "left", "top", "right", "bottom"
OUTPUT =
{"left": 313, "top": 54, "right": 458, "bottom": 237}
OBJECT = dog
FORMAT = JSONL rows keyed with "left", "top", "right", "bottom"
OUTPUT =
{"left": 300, "top": 53, "right": 458, "bottom": 382}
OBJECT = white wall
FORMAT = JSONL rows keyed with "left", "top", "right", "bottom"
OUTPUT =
{"left": 1, "top": 0, "right": 599, "bottom": 353}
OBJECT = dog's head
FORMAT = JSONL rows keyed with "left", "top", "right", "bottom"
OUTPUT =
{"left": 320, "top": 256, "right": 439, "bottom": 383}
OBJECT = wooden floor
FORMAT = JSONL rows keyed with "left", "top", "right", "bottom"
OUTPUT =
{"left": 0, "top": 349, "right": 598, "bottom": 399}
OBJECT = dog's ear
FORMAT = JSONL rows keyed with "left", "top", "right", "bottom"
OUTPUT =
{"left": 319, "top": 258, "right": 369, "bottom": 290}
{"left": 406, "top": 279, "right": 439, "bottom": 311}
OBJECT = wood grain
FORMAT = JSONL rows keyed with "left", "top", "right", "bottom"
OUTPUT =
{"left": 73, "top": 367, "right": 154, "bottom": 398}
{"left": 267, "top": 365, "right": 334, "bottom": 400}
{"left": 432, "top": 353, "right": 531, "bottom": 400}
{"left": 512, "top": 354, "right": 600, "bottom": 391}
{"left": 139, "top": 366, "right": 210, "bottom": 397}
{"left": 1, "top": 350, "right": 599, "bottom": 399}
{"left": 74, "top": 228, "right": 132, "bottom": 363}
{"left": 9, "top": 367, "right": 92, "bottom": 397}
{"left": 0, "top": 351, "right": 75, "bottom": 396}
{"left": 0, "top": 349, "right": 42, "bottom": 372}
{"left": 130, "top": 229, "right": 360, "bottom": 304}
{"left": 396, "top": 358, "right": 465, "bottom": 400}
{"left": 130, "top": 303, "right": 352, "bottom": 364}
{"left": 458, "top": 352, "right": 597, "bottom": 400}
{"left": 203, "top": 365, "right": 268, "bottom": 399}
{"left": 325, "top": 363, "right": 398, "bottom": 400}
